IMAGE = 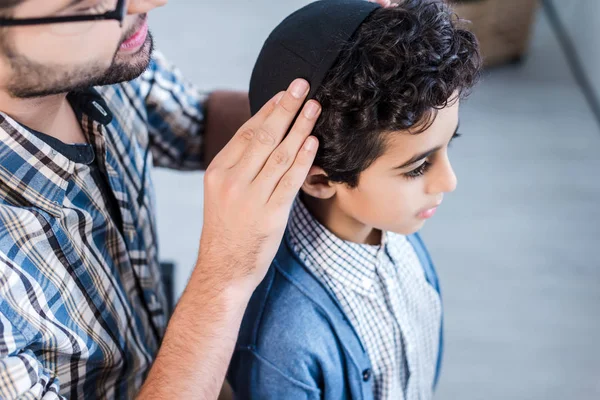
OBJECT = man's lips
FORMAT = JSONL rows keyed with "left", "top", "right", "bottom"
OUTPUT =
{"left": 120, "top": 18, "right": 149, "bottom": 51}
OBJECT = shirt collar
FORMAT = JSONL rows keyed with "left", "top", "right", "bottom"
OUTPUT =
{"left": 0, "top": 88, "right": 113, "bottom": 217}
{"left": 287, "top": 197, "right": 386, "bottom": 296}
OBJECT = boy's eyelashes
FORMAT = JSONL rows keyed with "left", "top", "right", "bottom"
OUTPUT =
{"left": 402, "top": 132, "right": 461, "bottom": 179}
{"left": 449, "top": 131, "right": 462, "bottom": 147}
{"left": 403, "top": 160, "right": 432, "bottom": 179}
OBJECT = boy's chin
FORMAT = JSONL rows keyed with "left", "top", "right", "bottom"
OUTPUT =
{"left": 388, "top": 220, "right": 426, "bottom": 236}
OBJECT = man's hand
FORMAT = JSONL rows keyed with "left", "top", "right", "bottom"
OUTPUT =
{"left": 369, "top": 0, "right": 394, "bottom": 6}
{"left": 198, "top": 79, "right": 320, "bottom": 293}
{"left": 139, "top": 80, "right": 320, "bottom": 400}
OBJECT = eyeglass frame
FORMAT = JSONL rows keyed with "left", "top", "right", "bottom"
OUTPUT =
{"left": 0, "top": 0, "right": 126, "bottom": 28}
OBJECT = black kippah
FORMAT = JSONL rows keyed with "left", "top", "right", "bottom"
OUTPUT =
{"left": 249, "top": 0, "right": 381, "bottom": 115}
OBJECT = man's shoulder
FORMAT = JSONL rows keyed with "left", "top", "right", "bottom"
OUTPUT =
{"left": 0, "top": 201, "right": 55, "bottom": 248}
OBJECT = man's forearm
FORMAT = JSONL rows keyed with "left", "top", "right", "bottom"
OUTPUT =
{"left": 203, "top": 90, "right": 251, "bottom": 166}
{"left": 138, "top": 257, "right": 252, "bottom": 400}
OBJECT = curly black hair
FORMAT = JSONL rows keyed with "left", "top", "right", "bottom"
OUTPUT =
{"left": 312, "top": 0, "right": 482, "bottom": 187}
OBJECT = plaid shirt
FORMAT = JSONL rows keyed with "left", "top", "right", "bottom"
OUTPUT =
{"left": 288, "top": 199, "right": 442, "bottom": 400}
{"left": 0, "top": 51, "right": 206, "bottom": 399}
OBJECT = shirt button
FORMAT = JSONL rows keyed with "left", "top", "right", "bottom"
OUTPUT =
{"left": 362, "top": 369, "right": 371, "bottom": 382}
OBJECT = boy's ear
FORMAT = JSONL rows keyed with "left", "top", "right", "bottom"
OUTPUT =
{"left": 301, "top": 166, "right": 336, "bottom": 199}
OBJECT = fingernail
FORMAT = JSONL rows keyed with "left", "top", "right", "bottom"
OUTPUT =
{"left": 304, "top": 102, "right": 321, "bottom": 119}
{"left": 275, "top": 92, "right": 285, "bottom": 104}
{"left": 304, "top": 137, "right": 318, "bottom": 152}
{"left": 290, "top": 79, "right": 309, "bottom": 99}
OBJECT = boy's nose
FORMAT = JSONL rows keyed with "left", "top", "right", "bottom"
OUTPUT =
{"left": 127, "top": 0, "right": 168, "bottom": 15}
{"left": 426, "top": 158, "right": 457, "bottom": 195}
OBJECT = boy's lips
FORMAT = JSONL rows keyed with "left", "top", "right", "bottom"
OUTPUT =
{"left": 417, "top": 201, "right": 443, "bottom": 220}
{"left": 418, "top": 207, "right": 438, "bottom": 220}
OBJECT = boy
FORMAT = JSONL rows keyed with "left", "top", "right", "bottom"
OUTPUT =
{"left": 228, "top": 0, "right": 481, "bottom": 399}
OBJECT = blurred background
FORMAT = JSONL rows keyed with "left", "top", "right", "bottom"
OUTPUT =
{"left": 149, "top": 0, "right": 600, "bottom": 399}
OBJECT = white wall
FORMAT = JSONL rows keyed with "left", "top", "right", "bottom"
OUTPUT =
{"left": 549, "top": 0, "right": 600, "bottom": 102}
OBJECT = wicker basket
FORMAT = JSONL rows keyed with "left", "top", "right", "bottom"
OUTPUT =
{"left": 449, "top": 0, "right": 539, "bottom": 66}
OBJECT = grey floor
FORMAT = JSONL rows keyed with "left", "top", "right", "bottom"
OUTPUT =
{"left": 149, "top": 2, "right": 600, "bottom": 399}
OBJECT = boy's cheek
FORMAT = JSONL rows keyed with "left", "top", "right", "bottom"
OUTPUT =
{"left": 368, "top": 183, "right": 425, "bottom": 229}
{"left": 340, "top": 173, "right": 424, "bottom": 230}
{"left": 358, "top": 192, "right": 416, "bottom": 228}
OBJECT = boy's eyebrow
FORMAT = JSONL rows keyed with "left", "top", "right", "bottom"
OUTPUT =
{"left": 394, "top": 121, "right": 460, "bottom": 170}
{"left": 395, "top": 147, "right": 441, "bottom": 170}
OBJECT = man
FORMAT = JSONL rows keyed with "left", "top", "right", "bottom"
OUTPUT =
{"left": 0, "top": 0, "right": 391, "bottom": 399}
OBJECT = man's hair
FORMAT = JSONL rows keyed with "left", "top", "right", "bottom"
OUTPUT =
{"left": 312, "top": 0, "right": 482, "bottom": 187}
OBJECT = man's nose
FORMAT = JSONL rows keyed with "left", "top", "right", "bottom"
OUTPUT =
{"left": 127, "top": 0, "right": 168, "bottom": 15}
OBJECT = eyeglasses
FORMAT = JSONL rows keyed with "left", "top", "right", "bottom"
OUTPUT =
{"left": 0, "top": 0, "right": 126, "bottom": 35}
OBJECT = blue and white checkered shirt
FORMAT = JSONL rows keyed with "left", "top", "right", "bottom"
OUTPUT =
{"left": 0, "top": 51, "right": 206, "bottom": 399}
{"left": 288, "top": 198, "right": 442, "bottom": 400}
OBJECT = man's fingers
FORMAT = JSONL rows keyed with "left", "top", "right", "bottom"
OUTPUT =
{"left": 233, "top": 79, "right": 310, "bottom": 180}
{"left": 210, "top": 91, "right": 284, "bottom": 169}
{"left": 253, "top": 100, "right": 322, "bottom": 201}
{"left": 268, "top": 136, "right": 319, "bottom": 208}
{"left": 369, "top": 0, "right": 394, "bottom": 7}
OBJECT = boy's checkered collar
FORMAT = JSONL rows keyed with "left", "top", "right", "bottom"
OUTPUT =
{"left": 287, "top": 197, "right": 389, "bottom": 296}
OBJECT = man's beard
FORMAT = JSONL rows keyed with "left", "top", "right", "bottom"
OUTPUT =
{"left": 2, "top": 25, "right": 154, "bottom": 99}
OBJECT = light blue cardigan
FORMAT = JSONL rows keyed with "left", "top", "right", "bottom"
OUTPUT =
{"left": 228, "top": 232, "right": 443, "bottom": 399}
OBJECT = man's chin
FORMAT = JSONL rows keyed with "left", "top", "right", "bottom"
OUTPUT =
{"left": 6, "top": 35, "right": 154, "bottom": 99}
{"left": 95, "top": 35, "right": 154, "bottom": 87}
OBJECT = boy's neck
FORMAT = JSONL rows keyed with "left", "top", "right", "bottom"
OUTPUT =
{"left": 300, "top": 193, "right": 382, "bottom": 246}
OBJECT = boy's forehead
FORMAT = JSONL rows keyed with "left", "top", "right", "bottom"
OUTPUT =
{"left": 382, "top": 102, "right": 460, "bottom": 157}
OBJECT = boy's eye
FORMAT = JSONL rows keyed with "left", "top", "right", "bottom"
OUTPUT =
{"left": 403, "top": 161, "right": 432, "bottom": 179}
